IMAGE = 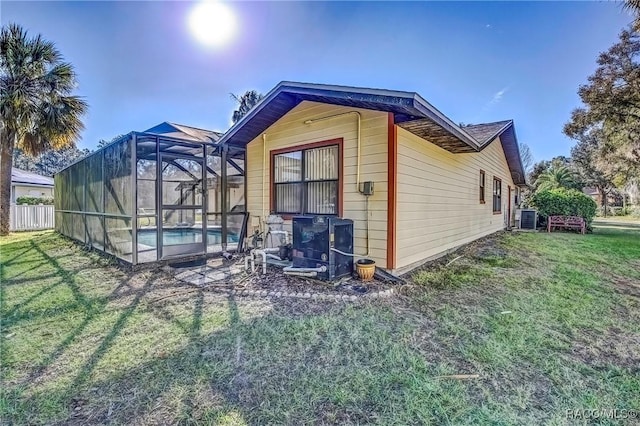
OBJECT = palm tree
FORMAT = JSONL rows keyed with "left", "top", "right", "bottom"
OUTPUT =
{"left": 0, "top": 23, "right": 87, "bottom": 235}
{"left": 230, "top": 90, "right": 263, "bottom": 124}
{"left": 623, "top": 1, "right": 640, "bottom": 28}
{"left": 534, "top": 163, "right": 578, "bottom": 192}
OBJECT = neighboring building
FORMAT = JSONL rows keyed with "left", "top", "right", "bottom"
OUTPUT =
{"left": 583, "top": 186, "right": 620, "bottom": 208}
{"left": 11, "top": 168, "right": 54, "bottom": 204}
{"left": 218, "top": 82, "right": 527, "bottom": 273}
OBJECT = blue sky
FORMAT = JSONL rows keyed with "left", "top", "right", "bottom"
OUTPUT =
{"left": 2, "top": 1, "right": 633, "bottom": 162}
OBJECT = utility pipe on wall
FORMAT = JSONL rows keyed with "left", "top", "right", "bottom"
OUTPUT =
{"left": 303, "top": 111, "right": 362, "bottom": 193}
{"left": 303, "top": 110, "right": 370, "bottom": 258}
{"left": 262, "top": 133, "right": 267, "bottom": 230}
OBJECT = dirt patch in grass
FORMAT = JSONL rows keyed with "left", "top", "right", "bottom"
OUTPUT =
{"left": 569, "top": 327, "right": 640, "bottom": 373}
{"left": 610, "top": 273, "right": 640, "bottom": 299}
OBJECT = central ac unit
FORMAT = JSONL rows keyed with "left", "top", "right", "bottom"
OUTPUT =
{"left": 518, "top": 209, "right": 537, "bottom": 230}
{"left": 292, "top": 216, "right": 354, "bottom": 281}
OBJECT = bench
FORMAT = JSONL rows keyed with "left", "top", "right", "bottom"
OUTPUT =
{"left": 547, "top": 215, "right": 586, "bottom": 234}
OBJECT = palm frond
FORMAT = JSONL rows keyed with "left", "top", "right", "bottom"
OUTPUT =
{"left": 1, "top": 23, "right": 86, "bottom": 157}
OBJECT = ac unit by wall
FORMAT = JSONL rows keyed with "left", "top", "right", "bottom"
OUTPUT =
{"left": 518, "top": 209, "right": 537, "bottom": 230}
{"left": 292, "top": 216, "right": 354, "bottom": 281}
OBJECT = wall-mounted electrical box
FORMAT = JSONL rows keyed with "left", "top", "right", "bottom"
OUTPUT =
{"left": 361, "top": 181, "right": 374, "bottom": 196}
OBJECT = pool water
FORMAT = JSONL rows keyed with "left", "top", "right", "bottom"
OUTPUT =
{"left": 137, "top": 228, "right": 238, "bottom": 247}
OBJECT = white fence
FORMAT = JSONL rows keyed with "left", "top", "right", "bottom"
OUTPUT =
{"left": 10, "top": 205, "right": 55, "bottom": 231}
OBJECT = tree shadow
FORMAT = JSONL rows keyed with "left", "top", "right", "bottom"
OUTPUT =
{"left": 0, "top": 245, "right": 36, "bottom": 267}
{"left": 69, "top": 272, "right": 158, "bottom": 390}
{"left": 14, "top": 297, "right": 424, "bottom": 426}
{"left": 594, "top": 220, "right": 640, "bottom": 232}
{"left": 5, "top": 238, "right": 163, "bottom": 387}
{"left": 25, "top": 294, "right": 269, "bottom": 425}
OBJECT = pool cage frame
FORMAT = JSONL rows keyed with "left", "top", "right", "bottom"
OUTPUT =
{"left": 54, "top": 132, "right": 247, "bottom": 265}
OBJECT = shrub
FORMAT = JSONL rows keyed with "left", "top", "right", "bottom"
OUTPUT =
{"left": 16, "top": 196, "right": 54, "bottom": 205}
{"left": 530, "top": 188, "right": 597, "bottom": 225}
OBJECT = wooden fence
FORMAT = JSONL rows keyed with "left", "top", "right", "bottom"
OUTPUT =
{"left": 10, "top": 205, "right": 55, "bottom": 231}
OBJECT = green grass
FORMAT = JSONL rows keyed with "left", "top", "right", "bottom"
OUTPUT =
{"left": 1, "top": 222, "right": 639, "bottom": 425}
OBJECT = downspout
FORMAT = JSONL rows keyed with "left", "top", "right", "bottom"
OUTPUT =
{"left": 303, "top": 111, "right": 370, "bottom": 258}
{"left": 262, "top": 133, "right": 267, "bottom": 231}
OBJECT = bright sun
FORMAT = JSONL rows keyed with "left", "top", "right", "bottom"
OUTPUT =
{"left": 188, "top": 1, "right": 237, "bottom": 48}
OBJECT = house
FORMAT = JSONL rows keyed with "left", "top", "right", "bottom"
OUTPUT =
{"left": 582, "top": 186, "right": 619, "bottom": 208}
{"left": 53, "top": 83, "right": 526, "bottom": 271}
{"left": 11, "top": 168, "right": 54, "bottom": 204}
{"left": 218, "top": 82, "right": 527, "bottom": 273}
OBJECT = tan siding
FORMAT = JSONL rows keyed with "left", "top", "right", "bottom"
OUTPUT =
{"left": 246, "top": 101, "right": 389, "bottom": 267}
{"left": 396, "top": 127, "right": 516, "bottom": 270}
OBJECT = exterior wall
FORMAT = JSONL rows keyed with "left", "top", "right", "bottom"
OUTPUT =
{"left": 11, "top": 184, "right": 54, "bottom": 203}
{"left": 245, "top": 101, "right": 389, "bottom": 267}
{"left": 395, "top": 127, "right": 516, "bottom": 270}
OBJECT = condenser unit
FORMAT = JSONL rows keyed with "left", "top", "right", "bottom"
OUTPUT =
{"left": 292, "top": 216, "right": 354, "bottom": 281}
{"left": 519, "top": 209, "right": 537, "bottom": 230}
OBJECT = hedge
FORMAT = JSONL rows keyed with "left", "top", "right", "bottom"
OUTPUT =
{"left": 16, "top": 196, "right": 54, "bottom": 205}
{"left": 530, "top": 188, "right": 597, "bottom": 225}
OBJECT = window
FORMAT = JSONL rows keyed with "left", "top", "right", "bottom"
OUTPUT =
{"left": 493, "top": 177, "right": 502, "bottom": 213}
{"left": 479, "top": 170, "right": 486, "bottom": 203}
{"left": 272, "top": 142, "right": 340, "bottom": 215}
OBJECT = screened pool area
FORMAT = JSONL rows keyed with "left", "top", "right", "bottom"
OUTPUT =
{"left": 54, "top": 131, "right": 247, "bottom": 264}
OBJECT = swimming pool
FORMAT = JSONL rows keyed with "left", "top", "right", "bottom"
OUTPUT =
{"left": 137, "top": 228, "right": 238, "bottom": 247}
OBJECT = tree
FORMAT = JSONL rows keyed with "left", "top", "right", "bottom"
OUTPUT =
{"left": 529, "top": 160, "right": 550, "bottom": 185}
{"left": 230, "top": 90, "right": 263, "bottom": 124}
{"left": 519, "top": 143, "right": 535, "bottom": 177}
{"left": 12, "top": 146, "right": 91, "bottom": 176}
{"left": 569, "top": 128, "right": 618, "bottom": 213}
{"left": 97, "top": 134, "right": 124, "bottom": 149}
{"left": 534, "top": 163, "right": 580, "bottom": 192}
{"left": 0, "top": 23, "right": 87, "bottom": 235}
{"left": 623, "top": 1, "right": 640, "bottom": 28}
{"left": 564, "top": 26, "right": 640, "bottom": 188}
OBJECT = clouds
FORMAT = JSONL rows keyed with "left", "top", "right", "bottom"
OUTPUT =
{"left": 488, "top": 86, "right": 508, "bottom": 107}
{"left": 469, "top": 86, "right": 510, "bottom": 123}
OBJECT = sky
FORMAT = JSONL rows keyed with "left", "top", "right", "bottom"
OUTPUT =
{"left": 1, "top": 1, "right": 634, "bottom": 163}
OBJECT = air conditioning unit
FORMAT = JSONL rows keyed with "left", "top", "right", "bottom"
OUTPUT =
{"left": 292, "top": 216, "right": 354, "bottom": 281}
{"left": 519, "top": 209, "right": 537, "bottom": 230}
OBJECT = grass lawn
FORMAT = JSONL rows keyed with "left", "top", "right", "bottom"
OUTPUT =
{"left": 1, "top": 222, "right": 639, "bottom": 425}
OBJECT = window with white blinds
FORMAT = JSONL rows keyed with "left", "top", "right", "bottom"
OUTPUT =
{"left": 273, "top": 144, "right": 339, "bottom": 215}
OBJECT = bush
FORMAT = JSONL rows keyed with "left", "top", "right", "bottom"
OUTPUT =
{"left": 630, "top": 206, "right": 640, "bottom": 218}
{"left": 530, "top": 188, "right": 597, "bottom": 225}
{"left": 16, "top": 196, "right": 54, "bottom": 205}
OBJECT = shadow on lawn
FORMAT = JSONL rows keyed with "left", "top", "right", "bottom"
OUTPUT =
{"left": 13, "top": 290, "right": 423, "bottom": 425}
{"left": 4, "top": 235, "right": 265, "bottom": 424}
{"left": 5, "top": 238, "right": 163, "bottom": 389}
{"left": 25, "top": 296, "right": 320, "bottom": 425}
{"left": 593, "top": 219, "right": 640, "bottom": 232}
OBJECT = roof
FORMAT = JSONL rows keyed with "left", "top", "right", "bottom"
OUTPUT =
{"left": 144, "top": 122, "right": 223, "bottom": 143}
{"left": 217, "top": 81, "right": 527, "bottom": 185}
{"left": 11, "top": 168, "right": 54, "bottom": 186}
{"left": 463, "top": 120, "right": 526, "bottom": 185}
{"left": 218, "top": 81, "right": 480, "bottom": 152}
{"left": 462, "top": 120, "right": 513, "bottom": 147}
{"left": 583, "top": 187, "right": 599, "bottom": 196}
